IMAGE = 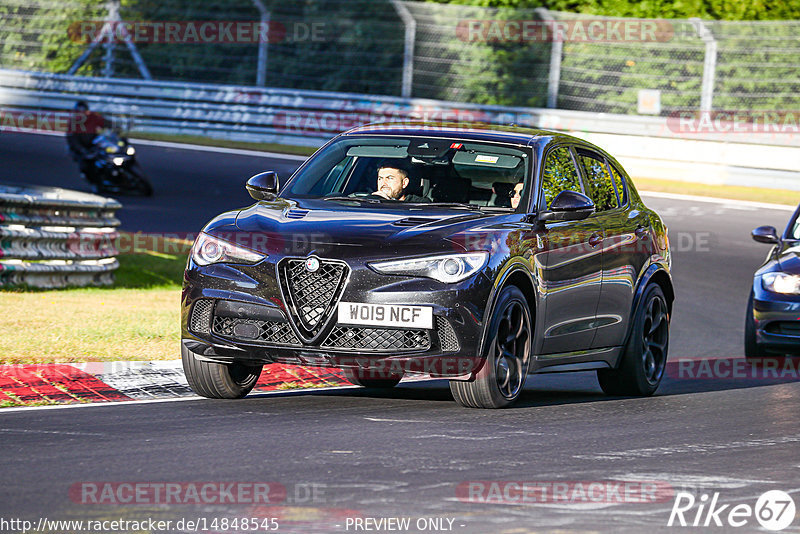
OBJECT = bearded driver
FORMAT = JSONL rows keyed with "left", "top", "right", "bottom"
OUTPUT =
{"left": 373, "top": 161, "right": 428, "bottom": 202}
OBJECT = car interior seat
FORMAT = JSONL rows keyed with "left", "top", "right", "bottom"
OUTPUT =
{"left": 490, "top": 182, "right": 514, "bottom": 207}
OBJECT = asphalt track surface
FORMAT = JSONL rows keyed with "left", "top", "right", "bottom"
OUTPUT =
{"left": 2, "top": 132, "right": 799, "bottom": 533}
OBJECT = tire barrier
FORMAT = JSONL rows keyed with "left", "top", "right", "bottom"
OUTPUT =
{"left": 0, "top": 183, "right": 121, "bottom": 289}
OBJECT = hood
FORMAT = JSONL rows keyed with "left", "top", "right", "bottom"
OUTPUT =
{"left": 776, "top": 242, "right": 800, "bottom": 275}
{"left": 231, "top": 198, "right": 513, "bottom": 257}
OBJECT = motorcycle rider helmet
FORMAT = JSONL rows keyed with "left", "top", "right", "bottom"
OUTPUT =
{"left": 74, "top": 100, "right": 89, "bottom": 112}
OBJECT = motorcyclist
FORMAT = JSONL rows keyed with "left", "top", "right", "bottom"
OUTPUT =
{"left": 66, "top": 100, "right": 109, "bottom": 186}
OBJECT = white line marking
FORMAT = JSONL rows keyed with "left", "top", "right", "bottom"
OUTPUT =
{"left": 614, "top": 473, "right": 775, "bottom": 489}
{"left": 575, "top": 434, "right": 800, "bottom": 460}
{"left": 0, "top": 383, "right": 359, "bottom": 413}
{"left": 410, "top": 434, "right": 503, "bottom": 440}
{"left": 0, "top": 428, "right": 104, "bottom": 436}
{"left": 7, "top": 129, "right": 311, "bottom": 161}
{"left": 640, "top": 190, "right": 796, "bottom": 211}
{"left": 131, "top": 138, "right": 310, "bottom": 161}
{"left": 364, "top": 417, "right": 434, "bottom": 423}
{"left": 0, "top": 395, "right": 203, "bottom": 413}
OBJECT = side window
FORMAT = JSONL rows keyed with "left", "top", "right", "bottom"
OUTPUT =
{"left": 607, "top": 163, "right": 629, "bottom": 207}
{"left": 541, "top": 146, "right": 582, "bottom": 208}
{"left": 577, "top": 151, "right": 618, "bottom": 212}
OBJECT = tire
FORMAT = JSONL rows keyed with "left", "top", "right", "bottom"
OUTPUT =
{"left": 744, "top": 290, "right": 767, "bottom": 360}
{"left": 598, "top": 283, "right": 669, "bottom": 396}
{"left": 126, "top": 163, "right": 153, "bottom": 197}
{"left": 181, "top": 344, "right": 262, "bottom": 399}
{"left": 343, "top": 368, "right": 402, "bottom": 388}
{"left": 450, "top": 285, "right": 532, "bottom": 408}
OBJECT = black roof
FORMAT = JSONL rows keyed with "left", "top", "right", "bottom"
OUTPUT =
{"left": 343, "top": 121, "right": 585, "bottom": 148}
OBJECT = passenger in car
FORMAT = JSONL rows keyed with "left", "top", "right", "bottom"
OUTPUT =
{"left": 510, "top": 181, "right": 524, "bottom": 209}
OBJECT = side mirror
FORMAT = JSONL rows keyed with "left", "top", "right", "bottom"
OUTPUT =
{"left": 752, "top": 225, "right": 780, "bottom": 244}
{"left": 246, "top": 171, "right": 279, "bottom": 201}
{"left": 538, "top": 190, "right": 595, "bottom": 222}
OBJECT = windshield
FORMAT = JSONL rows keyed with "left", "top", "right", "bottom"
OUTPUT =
{"left": 281, "top": 136, "right": 532, "bottom": 210}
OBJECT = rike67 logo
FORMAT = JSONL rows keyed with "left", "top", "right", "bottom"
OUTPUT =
{"left": 668, "top": 490, "right": 796, "bottom": 531}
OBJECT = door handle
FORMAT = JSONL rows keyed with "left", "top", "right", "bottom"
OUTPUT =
{"left": 588, "top": 233, "right": 603, "bottom": 248}
{"left": 635, "top": 225, "right": 649, "bottom": 238}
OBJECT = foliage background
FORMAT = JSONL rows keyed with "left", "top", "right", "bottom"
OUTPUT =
{"left": 0, "top": 0, "right": 798, "bottom": 113}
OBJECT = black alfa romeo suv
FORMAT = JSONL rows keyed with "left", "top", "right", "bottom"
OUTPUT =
{"left": 181, "top": 123, "right": 673, "bottom": 408}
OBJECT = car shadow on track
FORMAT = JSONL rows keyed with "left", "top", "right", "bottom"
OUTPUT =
{"left": 246, "top": 357, "right": 799, "bottom": 409}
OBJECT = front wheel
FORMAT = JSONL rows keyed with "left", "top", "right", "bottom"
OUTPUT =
{"left": 181, "top": 345, "right": 262, "bottom": 399}
{"left": 450, "top": 285, "right": 532, "bottom": 408}
{"left": 744, "top": 291, "right": 767, "bottom": 360}
{"left": 598, "top": 283, "right": 669, "bottom": 396}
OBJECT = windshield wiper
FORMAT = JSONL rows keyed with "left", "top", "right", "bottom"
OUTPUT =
{"left": 422, "top": 203, "right": 481, "bottom": 210}
{"left": 478, "top": 206, "right": 515, "bottom": 212}
{"left": 322, "top": 196, "right": 381, "bottom": 203}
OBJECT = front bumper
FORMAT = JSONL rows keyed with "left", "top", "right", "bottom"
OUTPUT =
{"left": 752, "top": 281, "right": 800, "bottom": 354}
{"left": 181, "top": 255, "right": 492, "bottom": 377}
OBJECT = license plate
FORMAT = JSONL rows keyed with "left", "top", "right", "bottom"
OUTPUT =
{"left": 338, "top": 302, "right": 433, "bottom": 329}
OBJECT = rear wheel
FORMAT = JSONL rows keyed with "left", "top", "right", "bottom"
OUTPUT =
{"left": 343, "top": 368, "right": 402, "bottom": 388}
{"left": 450, "top": 285, "right": 531, "bottom": 408}
{"left": 598, "top": 284, "right": 669, "bottom": 396}
{"left": 744, "top": 290, "right": 767, "bottom": 360}
{"left": 181, "top": 345, "right": 262, "bottom": 399}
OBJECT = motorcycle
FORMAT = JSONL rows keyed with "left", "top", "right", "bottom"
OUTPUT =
{"left": 84, "top": 131, "right": 153, "bottom": 196}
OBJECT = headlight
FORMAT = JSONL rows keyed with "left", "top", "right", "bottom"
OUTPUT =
{"left": 126, "top": 146, "right": 135, "bottom": 155}
{"left": 369, "top": 252, "right": 489, "bottom": 283}
{"left": 190, "top": 232, "right": 265, "bottom": 266}
{"left": 762, "top": 272, "right": 800, "bottom": 294}
{"left": 112, "top": 157, "right": 125, "bottom": 166}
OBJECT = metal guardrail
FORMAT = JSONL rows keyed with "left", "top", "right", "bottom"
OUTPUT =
{"left": 2, "top": 68, "right": 798, "bottom": 148}
{"left": 1, "top": 68, "right": 799, "bottom": 190}
{"left": 0, "top": 183, "right": 121, "bottom": 289}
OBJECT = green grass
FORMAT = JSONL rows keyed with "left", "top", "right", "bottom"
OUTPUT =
{"left": 635, "top": 178, "right": 800, "bottom": 206}
{"left": 0, "top": 241, "right": 187, "bottom": 363}
{"left": 114, "top": 250, "right": 187, "bottom": 289}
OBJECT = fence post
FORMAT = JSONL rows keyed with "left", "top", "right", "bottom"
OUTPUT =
{"left": 690, "top": 18, "right": 717, "bottom": 112}
{"left": 67, "top": 0, "right": 151, "bottom": 79}
{"left": 390, "top": 0, "right": 416, "bottom": 98}
{"left": 535, "top": 8, "right": 561, "bottom": 109}
{"left": 102, "top": 0, "right": 118, "bottom": 78}
{"left": 252, "top": 0, "right": 270, "bottom": 87}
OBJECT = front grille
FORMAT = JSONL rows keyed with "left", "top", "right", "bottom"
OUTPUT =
{"left": 212, "top": 316, "right": 302, "bottom": 346}
{"left": 766, "top": 321, "right": 800, "bottom": 336}
{"left": 190, "top": 299, "right": 214, "bottom": 334}
{"left": 322, "top": 326, "right": 431, "bottom": 352}
{"left": 436, "top": 316, "right": 460, "bottom": 352}
{"left": 282, "top": 258, "right": 348, "bottom": 333}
